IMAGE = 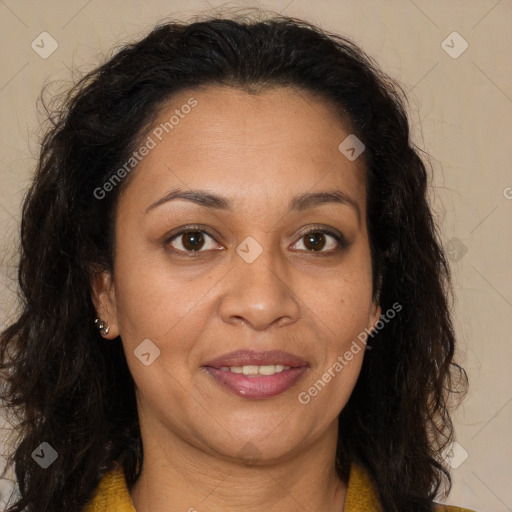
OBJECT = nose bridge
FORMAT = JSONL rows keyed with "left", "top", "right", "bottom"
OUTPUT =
{"left": 238, "top": 239, "right": 279, "bottom": 284}
{"left": 218, "top": 233, "right": 300, "bottom": 330}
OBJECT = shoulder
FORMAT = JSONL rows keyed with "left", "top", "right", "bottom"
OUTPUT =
{"left": 348, "top": 463, "right": 477, "bottom": 512}
{"left": 434, "top": 503, "right": 478, "bottom": 512}
{"left": 83, "top": 466, "right": 136, "bottom": 512}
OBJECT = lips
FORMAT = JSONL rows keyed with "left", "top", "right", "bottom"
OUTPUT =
{"left": 203, "top": 350, "right": 309, "bottom": 399}
{"left": 204, "top": 349, "right": 308, "bottom": 369}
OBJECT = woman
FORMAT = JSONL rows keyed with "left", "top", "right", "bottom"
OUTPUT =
{"left": 0, "top": 11, "right": 474, "bottom": 512}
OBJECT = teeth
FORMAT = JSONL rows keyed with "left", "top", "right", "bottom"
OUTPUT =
{"left": 258, "top": 365, "right": 277, "bottom": 375}
{"left": 219, "top": 365, "right": 292, "bottom": 376}
{"left": 242, "top": 365, "right": 260, "bottom": 376}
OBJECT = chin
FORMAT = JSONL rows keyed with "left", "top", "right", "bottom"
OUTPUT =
{"left": 196, "top": 420, "right": 308, "bottom": 463}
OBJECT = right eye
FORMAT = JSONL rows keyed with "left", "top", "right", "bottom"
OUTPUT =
{"left": 165, "top": 227, "right": 223, "bottom": 256}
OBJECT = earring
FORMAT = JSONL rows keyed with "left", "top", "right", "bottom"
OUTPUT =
{"left": 94, "top": 318, "right": 110, "bottom": 336}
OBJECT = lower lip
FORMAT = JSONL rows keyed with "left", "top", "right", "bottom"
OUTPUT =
{"left": 203, "top": 366, "right": 308, "bottom": 399}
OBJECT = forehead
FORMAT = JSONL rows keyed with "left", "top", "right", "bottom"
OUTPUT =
{"left": 119, "top": 85, "right": 367, "bottom": 216}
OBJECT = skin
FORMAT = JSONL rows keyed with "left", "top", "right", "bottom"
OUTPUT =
{"left": 93, "top": 85, "right": 381, "bottom": 512}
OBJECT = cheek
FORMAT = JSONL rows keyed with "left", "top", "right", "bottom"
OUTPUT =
{"left": 298, "top": 295, "right": 368, "bottom": 418}
{"left": 112, "top": 250, "right": 217, "bottom": 393}
{"left": 297, "top": 251, "right": 373, "bottom": 407}
{"left": 112, "top": 240, "right": 207, "bottom": 343}
{"left": 115, "top": 270, "right": 207, "bottom": 415}
{"left": 307, "top": 259, "right": 374, "bottom": 345}
{"left": 115, "top": 282, "right": 211, "bottom": 401}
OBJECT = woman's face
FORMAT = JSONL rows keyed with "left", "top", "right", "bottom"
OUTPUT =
{"left": 95, "top": 85, "right": 381, "bottom": 463}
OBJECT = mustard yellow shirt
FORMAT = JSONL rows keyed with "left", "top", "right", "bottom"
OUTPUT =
{"left": 83, "top": 462, "right": 477, "bottom": 511}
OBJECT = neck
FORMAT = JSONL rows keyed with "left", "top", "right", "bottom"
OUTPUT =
{"left": 130, "top": 418, "right": 347, "bottom": 512}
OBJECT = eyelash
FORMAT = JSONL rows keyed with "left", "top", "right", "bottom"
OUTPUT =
{"left": 164, "top": 224, "right": 348, "bottom": 257}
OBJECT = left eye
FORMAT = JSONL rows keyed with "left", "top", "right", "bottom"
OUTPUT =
{"left": 291, "top": 230, "right": 342, "bottom": 252}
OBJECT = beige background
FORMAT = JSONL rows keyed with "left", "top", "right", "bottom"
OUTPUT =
{"left": 0, "top": 1, "right": 511, "bottom": 510}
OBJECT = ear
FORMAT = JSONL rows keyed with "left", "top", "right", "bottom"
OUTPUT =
{"left": 91, "top": 270, "right": 120, "bottom": 339}
{"left": 368, "top": 299, "right": 382, "bottom": 332}
{"left": 368, "top": 271, "right": 383, "bottom": 331}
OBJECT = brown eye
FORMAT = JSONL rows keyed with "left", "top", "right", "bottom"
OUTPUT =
{"left": 291, "top": 228, "right": 344, "bottom": 253}
{"left": 167, "top": 229, "right": 220, "bottom": 254}
{"left": 303, "top": 232, "right": 327, "bottom": 251}
{"left": 181, "top": 231, "right": 205, "bottom": 251}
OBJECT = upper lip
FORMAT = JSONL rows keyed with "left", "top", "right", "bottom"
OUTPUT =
{"left": 204, "top": 350, "right": 309, "bottom": 368}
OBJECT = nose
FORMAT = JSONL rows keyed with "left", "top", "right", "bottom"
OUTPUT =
{"left": 218, "top": 243, "right": 300, "bottom": 332}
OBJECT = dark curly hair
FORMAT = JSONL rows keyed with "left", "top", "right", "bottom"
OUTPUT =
{"left": 0, "top": 9, "right": 468, "bottom": 512}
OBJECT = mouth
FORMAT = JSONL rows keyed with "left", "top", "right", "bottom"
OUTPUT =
{"left": 203, "top": 350, "right": 309, "bottom": 399}
{"left": 216, "top": 364, "right": 294, "bottom": 376}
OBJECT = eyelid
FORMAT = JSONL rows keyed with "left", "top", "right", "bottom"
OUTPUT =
{"left": 164, "top": 224, "right": 222, "bottom": 243}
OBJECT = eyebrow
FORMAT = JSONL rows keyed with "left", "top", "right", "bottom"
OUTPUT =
{"left": 145, "top": 187, "right": 361, "bottom": 224}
